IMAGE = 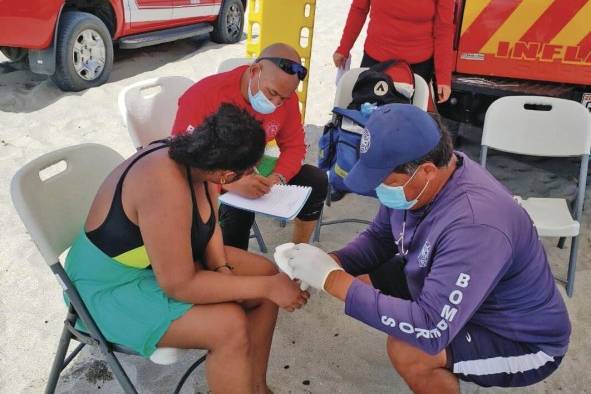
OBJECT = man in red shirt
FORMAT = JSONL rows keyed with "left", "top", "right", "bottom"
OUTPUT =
{"left": 172, "top": 43, "right": 327, "bottom": 250}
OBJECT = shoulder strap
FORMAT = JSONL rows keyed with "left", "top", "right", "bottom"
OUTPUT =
{"left": 115, "top": 142, "right": 170, "bottom": 194}
{"left": 332, "top": 107, "right": 368, "bottom": 127}
{"left": 185, "top": 166, "right": 198, "bottom": 209}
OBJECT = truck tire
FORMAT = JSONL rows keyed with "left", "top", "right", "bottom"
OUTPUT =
{"left": 0, "top": 47, "right": 28, "bottom": 62}
{"left": 210, "top": 0, "right": 244, "bottom": 44}
{"left": 51, "top": 11, "right": 113, "bottom": 92}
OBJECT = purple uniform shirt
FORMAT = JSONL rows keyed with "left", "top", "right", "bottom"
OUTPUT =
{"left": 334, "top": 152, "right": 570, "bottom": 356}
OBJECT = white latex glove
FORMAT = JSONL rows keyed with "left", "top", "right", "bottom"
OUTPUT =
{"left": 274, "top": 243, "right": 309, "bottom": 290}
{"left": 285, "top": 243, "right": 343, "bottom": 291}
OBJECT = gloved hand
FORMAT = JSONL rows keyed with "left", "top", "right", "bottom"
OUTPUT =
{"left": 274, "top": 243, "right": 309, "bottom": 290}
{"left": 285, "top": 243, "right": 343, "bottom": 291}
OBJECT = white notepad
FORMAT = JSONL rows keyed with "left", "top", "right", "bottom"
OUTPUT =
{"left": 219, "top": 184, "right": 312, "bottom": 220}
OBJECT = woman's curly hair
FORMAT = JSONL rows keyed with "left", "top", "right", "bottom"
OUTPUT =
{"left": 169, "top": 103, "right": 266, "bottom": 172}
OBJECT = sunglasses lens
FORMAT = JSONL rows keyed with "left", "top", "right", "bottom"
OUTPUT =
{"left": 295, "top": 66, "right": 307, "bottom": 81}
{"left": 286, "top": 62, "right": 307, "bottom": 80}
{"left": 260, "top": 57, "right": 307, "bottom": 81}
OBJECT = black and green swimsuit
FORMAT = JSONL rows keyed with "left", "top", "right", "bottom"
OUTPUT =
{"left": 64, "top": 142, "right": 214, "bottom": 357}
{"left": 86, "top": 142, "right": 215, "bottom": 268}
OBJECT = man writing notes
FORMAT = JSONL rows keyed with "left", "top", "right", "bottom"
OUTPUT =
{"left": 173, "top": 43, "right": 327, "bottom": 249}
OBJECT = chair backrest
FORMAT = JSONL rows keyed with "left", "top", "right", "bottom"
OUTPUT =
{"left": 412, "top": 74, "right": 429, "bottom": 111}
{"left": 333, "top": 68, "right": 367, "bottom": 108}
{"left": 11, "top": 144, "right": 124, "bottom": 265}
{"left": 482, "top": 96, "right": 591, "bottom": 157}
{"left": 218, "top": 57, "right": 253, "bottom": 73}
{"left": 333, "top": 68, "right": 428, "bottom": 111}
{"left": 118, "top": 76, "right": 194, "bottom": 149}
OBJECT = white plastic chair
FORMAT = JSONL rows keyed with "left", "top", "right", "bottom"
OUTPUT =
{"left": 313, "top": 68, "right": 430, "bottom": 241}
{"left": 412, "top": 74, "right": 430, "bottom": 111}
{"left": 217, "top": 57, "right": 253, "bottom": 72}
{"left": 480, "top": 96, "right": 591, "bottom": 297}
{"left": 118, "top": 76, "right": 194, "bottom": 149}
{"left": 333, "top": 68, "right": 367, "bottom": 108}
{"left": 11, "top": 144, "right": 204, "bottom": 394}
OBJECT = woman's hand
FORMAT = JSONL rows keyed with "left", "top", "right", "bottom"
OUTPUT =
{"left": 223, "top": 174, "right": 272, "bottom": 198}
{"left": 333, "top": 52, "right": 347, "bottom": 68}
{"left": 437, "top": 84, "right": 451, "bottom": 103}
{"left": 215, "top": 265, "right": 233, "bottom": 275}
{"left": 267, "top": 273, "right": 310, "bottom": 311}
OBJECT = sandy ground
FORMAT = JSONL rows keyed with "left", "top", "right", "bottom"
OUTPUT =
{"left": 1, "top": 1, "right": 590, "bottom": 393}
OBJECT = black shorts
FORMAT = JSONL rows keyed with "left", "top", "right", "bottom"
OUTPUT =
{"left": 369, "top": 258, "right": 564, "bottom": 388}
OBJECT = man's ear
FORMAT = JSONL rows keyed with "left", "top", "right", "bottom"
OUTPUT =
{"left": 422, "top": 163, "right": 439, "bottom": 181}
{"left": 249, "top": 63, "right": 261, "bottom": 76}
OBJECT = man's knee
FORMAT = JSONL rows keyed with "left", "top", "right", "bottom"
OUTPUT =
{"left": 292, "top": 164, "right": 328, "bottom": 200}
{"left": 290, "top": 165, "right": 328, "bottom": 221}
{"left": 219, "top": 206, "right": 255, "bottom": 249}
{"left": 219, "top": 205, "right": 255, "bottom": 229}
{"left": 386, "top": 336, "right": 447, "bottom": 376}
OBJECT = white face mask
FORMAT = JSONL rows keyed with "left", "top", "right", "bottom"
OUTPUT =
{"left": 375, "top": 167, "right": 429, "bottom": 210}
{"left": 248, "top": 70, "right": 277, "bottom": 114}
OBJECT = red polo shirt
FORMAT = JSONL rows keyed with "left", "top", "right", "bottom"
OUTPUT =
{"left": 172, "top": 66, "right": 306, "bottom": 181}
{"left": 336, "top": 0, "right": 455, "bottom": 86}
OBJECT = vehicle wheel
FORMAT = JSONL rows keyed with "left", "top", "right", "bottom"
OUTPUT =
{"left": 0, "top": 47, "right": 28, "bottom": 62}
{"left": 210, "top": 0, "right": 244, "bottom": 44}
{"left": 51, "top": 11, "right": 113, "bottom": 92}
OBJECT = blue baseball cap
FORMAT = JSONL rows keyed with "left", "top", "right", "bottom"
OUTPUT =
{"left": 344, "top": 104, "right": 441, "bottom": 193}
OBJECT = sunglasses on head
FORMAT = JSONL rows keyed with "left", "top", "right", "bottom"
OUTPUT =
{"left": 256, "top": 57, "right": 308, "bottom": 81}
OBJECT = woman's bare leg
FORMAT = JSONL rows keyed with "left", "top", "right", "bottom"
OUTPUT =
{"left": 158, "top": 303, "right": 253, "bottom": 394}
{"left": 159, "top": 247, "right": 278, "bottom": 393}
{"left": 226, "top": 246, "right": 279, "bottom": 394}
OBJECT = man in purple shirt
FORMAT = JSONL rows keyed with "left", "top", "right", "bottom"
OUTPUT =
{"left": 285, "top": 104, "right": 570, "bottom": 392}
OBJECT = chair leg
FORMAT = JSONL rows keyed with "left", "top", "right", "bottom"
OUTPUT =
{"left": 557, "top": 237, "right": 567, "bottom": 249}
{"left": 312, "top": 206, "right": 324, "bottom": 243}
{"left": 325, "top": 181, "right": 332, "bottom": 207}
{"left": 566, "top": 236, "right": 580, "bottom": 297}
{"left": 44, "top": 324, "right": 74, "bottom": 394}
{"left": 312, "top": 183, "right": 332, "bottom": 243}
{"left": 252, "top": 219, "right": 268, "bottom": 253}
{"left": 103, "top": 351, "right": 138, "bottom": 394}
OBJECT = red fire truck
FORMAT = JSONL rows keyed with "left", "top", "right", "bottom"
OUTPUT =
{"left": 440, "top": 0, "right": 591, "bottom": 125}
{"left": 0, "top": 0, "right": 245, "bottom": 91}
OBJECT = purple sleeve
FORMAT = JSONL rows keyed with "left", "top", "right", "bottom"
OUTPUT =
{"left": 344, "top": 224, "right": 512, "bottom": 355}
{"left": 333, "top": 205, "right": 396, "bottom": 276}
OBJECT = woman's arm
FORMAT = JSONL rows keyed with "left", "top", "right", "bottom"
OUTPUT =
{"left": 433, "top": 0, "right": 455, "bottom": 88}
{"left": 335, "top": 0, "right": 371, "bottom": 58}
{"left": 202, "top": 183, "right": 232, "bottom": 272}
{"left": 135, "top": 162, "right": 299, "bottom": 307}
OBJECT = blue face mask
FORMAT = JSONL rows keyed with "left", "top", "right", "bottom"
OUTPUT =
{"left": 248, "top": 70, "right": 277, "bottom": 114}
{"left": 375, "top": 167, "right": 429, "bottom": 210}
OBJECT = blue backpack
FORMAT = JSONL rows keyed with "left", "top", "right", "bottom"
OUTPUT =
{"left": 318, "top": 107, "right": 376, "bottom": 197}
{"left": 318, "top": 60, "right": 414, "bottom": 198}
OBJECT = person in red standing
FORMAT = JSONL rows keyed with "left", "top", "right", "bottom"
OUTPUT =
{"left": 333, "top": 0, "right": 455, "bottom": 103}
{"left": 172, "top": 43, "right": 328, "bottom": 250}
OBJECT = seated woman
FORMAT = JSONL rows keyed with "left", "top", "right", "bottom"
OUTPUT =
{"left": 65, "top": 104, "right": 308, "bottom": 394}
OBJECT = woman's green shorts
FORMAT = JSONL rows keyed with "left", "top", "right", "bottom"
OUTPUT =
{"left": 64, "top": 231, "right": 192, "bottom": 357}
